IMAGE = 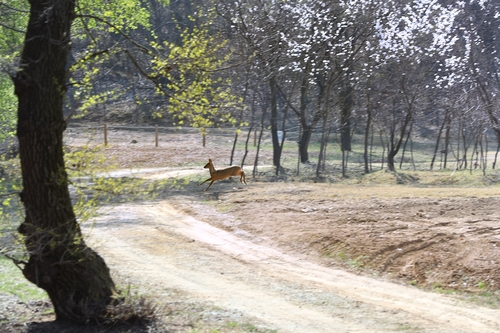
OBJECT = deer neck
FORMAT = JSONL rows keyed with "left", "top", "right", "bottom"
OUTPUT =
{"left": 208, "top": 163, "right": 217, "bottom": 176}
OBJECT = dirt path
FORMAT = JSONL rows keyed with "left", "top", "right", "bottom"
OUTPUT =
{"left": 85, "top": 199, "right": 500, "bottom": 333}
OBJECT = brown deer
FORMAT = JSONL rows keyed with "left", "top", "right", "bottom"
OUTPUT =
{"left": 199, "top": 159, "right": 247, "bottom": 191}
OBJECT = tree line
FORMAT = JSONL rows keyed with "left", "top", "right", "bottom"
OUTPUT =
{"left": 212, "top": 0, "right": 500, "bottom": 176}
{"left": 68, "top": 1, "right": 500, "bottom": 176}
{"left": 3, "top": 1, "right": 500, "bottom": 177}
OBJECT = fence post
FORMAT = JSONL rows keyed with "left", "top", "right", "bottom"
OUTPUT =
{"left": 203, "top": 132, "right": 206, "bottom": 147}
{"left": 155, "top": 125, "right": 158, "bottom": 147}
{"left": 104, "top": 123, "right": 108, "bottom": 146}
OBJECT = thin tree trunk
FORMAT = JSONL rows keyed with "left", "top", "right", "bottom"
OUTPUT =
{"left": 457, "top": 121, "right": 464, "bottom": 169}
{"left": 410, "top": 137, "right": 416, "bottom": 170}
{"left": 13, "top": 0, "right": 116, "bottom": 323}
{"left": 270, "top": 75, "right": 282, "bottom": 174}
{"left": 230, "top": 107, "right": 246, "bottom": 166}
{"left": 380, "top": 130, "right": 386, "bottom": 170}
{"left": 316, "top": 114, "right": 328, "bottom": 180}
{"left": 400, "top": 121, "right": 413, "bottom": 170}
{"left": 482, "top": 133, "right": 487, "bottom": 174}
{"left": 470, "top": 135, "right": 480, "bottom": 170}
{"left": 342, "top": 150, "right": 347, "bottom": 178}
{"left": 387, "top": 110, "right": 412, "bottom": 171}
{"left": 316, "top": 82, "right": 331, "bottom": 180}
{"left": 461, "top": 127, "right": 469, "bottom": 169}
{"left": 322, "top": 128, "right": 332, "bottom": 172}
{"left": 296, "top": 122, "right": 301, "bottom": 175}
{"left": 241, "top": 125, "right": 253, "bottom": 168}
{"left": 253, "top": 103, "right": 268, "bottom": 178}
{"left": 295, "top": 73, "right": 322, "bottom": 164}
{"left": 279, "top": 100, "right": 289, "bottom": 173}
{"left": 493, "top": 137, "right": 500, "bottom": 169}
{"left": 431, "top": 112, "right": 448, "bottom": 170}
{"left": 230, "top": 131, "right": 238, "bottom": 166}
{"left": 443, "top": 114, "right": 452, "bottom": 169}
{"left": 369, "top": 125, "right": 375, "bottom": 172}
{"left": 364, "top": 95, "right": 372, "bottom": 174}
{"left": 242, "top": 91, "right": 257, "bottom": 169}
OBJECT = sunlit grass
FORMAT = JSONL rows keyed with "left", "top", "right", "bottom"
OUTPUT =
{"left": 0, "top": 256, "right": 48, "bottom": 302}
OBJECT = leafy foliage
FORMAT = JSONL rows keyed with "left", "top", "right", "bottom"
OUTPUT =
{"left": 0, "top": 156, "right": 23, "bottom": 259}
{"left": 151, "top": 14, "right": 243, "bottom": 131}
{"left": 0, "top": 0, "right": 29, "bottom": 142}
{"left": 0, "top": 77, "right": 16, "bottom": 141}
{"left": 75, "top": 0, "right": 152, "bottom": 33}
{"left": 68, "top": 0, "right": 154, "bottom": 117}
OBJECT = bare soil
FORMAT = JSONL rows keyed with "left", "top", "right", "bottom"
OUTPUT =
{"left": 193, "top": 184, "right": 500, "bottom": 293}
{"left": 3, "top": 127, "right": 500, "bottom": 332}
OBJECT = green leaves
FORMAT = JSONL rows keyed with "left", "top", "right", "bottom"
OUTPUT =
{"left": 150, "top": 14, "right": 242, "bottom": 131}
{"left": 75, "top": 0, "right": 151, "bottom": 34}
{"left": 67, "top": 0, "right": 155, "bottom": 120}
{"left": 0, "top": 77, "right": 16, "bottom": 141}
{"left": 0, "top": 156, "right": 23, "bottom": 257}
{"left": 0, "top": 0, "right": 28, "bottom": 142}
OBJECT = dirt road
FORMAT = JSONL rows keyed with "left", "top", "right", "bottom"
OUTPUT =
{"left": 85, "top": 197, "right": 500, "bottom": 333}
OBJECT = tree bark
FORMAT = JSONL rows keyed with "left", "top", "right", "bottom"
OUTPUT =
{"left": 13, "top": 0, "right": 116, "bottom": 323}
{"left": 399, "top": 121, "right": 414, "bottom": 170}
{"left": 339, "top": 77, "right": 353, "bottom": 153}
{"left": 386, "top": 77, "right": 414, "bottom": 172}
{"left": 270, "top": 75, "right": 283, "bottom": 174}
{"left": 253, "top": 101, "right": 268, "bottom": 178}
{"left": 363, "top": 86, "right": 372, "bottom": 174}
{"left": 431, "top": 111, "right": 448, "bottom": 170}
{"left": 443, "top": 114, "right": 452, "bottom": 169}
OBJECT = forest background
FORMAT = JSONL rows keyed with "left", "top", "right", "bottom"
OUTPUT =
{"left": 3, "top": 0, "right": 500, "bottom": 178}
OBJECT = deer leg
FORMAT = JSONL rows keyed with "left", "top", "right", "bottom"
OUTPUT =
{"left": 204, "top": 180, "right": 215, "bottom": 191}
{"left": 240, "top": 172, "right": 247, "bottom": 185}
{"left": 199, "top": 177, "right": 211, "bottom": 186}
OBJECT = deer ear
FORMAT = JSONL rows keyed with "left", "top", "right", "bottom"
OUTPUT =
{"left": 209, "top": 159, "right": 212, "bottom": 162}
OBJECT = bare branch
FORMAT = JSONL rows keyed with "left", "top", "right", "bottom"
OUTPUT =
{"left": 0, "top": 21, "right": 24, "bottom": 33}
{"left": 75, "top": 13, "right": 153, "bottom": 54}
{"left": 0, "top": 2, "right": 29, "bottom": 14}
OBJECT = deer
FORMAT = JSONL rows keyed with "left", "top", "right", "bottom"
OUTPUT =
{"left": 199, "top": 159, "right": 247, "bottom": 191}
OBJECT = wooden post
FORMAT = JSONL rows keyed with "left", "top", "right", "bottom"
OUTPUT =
{"left": 104, "top": 123, "right": 108, "bottom": 146}
{"left": 203, "top": 133, "right": 206, "bottom": 147}
{"left": 155, "top": 125, "right": 158, "bottom": 147}
{"left": 254, "top": 128, "right": 257, "bottom": 146}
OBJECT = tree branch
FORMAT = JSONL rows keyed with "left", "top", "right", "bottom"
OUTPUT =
{"left": 75, "top": 13, "right": 153, "bottom": 54}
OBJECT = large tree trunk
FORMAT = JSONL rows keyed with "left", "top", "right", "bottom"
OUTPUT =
{"left": 13, "top": 0, "right": 116, "bottom": 323}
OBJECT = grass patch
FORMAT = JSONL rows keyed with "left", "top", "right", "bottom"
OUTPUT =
{"left": 460, "top": 290, "right": 500, "bottom": 309}
{"left": 431, "top": 282, "right": 457, "bottom": 295}
{"left": 323, "top": 250, "right": 368, "bottom": 270}
{"left": 426, "top": 282, "right": 500, "bottom": 309}
{"left": 0, "top": 255, "right": 48, "bottom": 302}
{"left": 354, "top": 169, "right": 500, "bottom": 187}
